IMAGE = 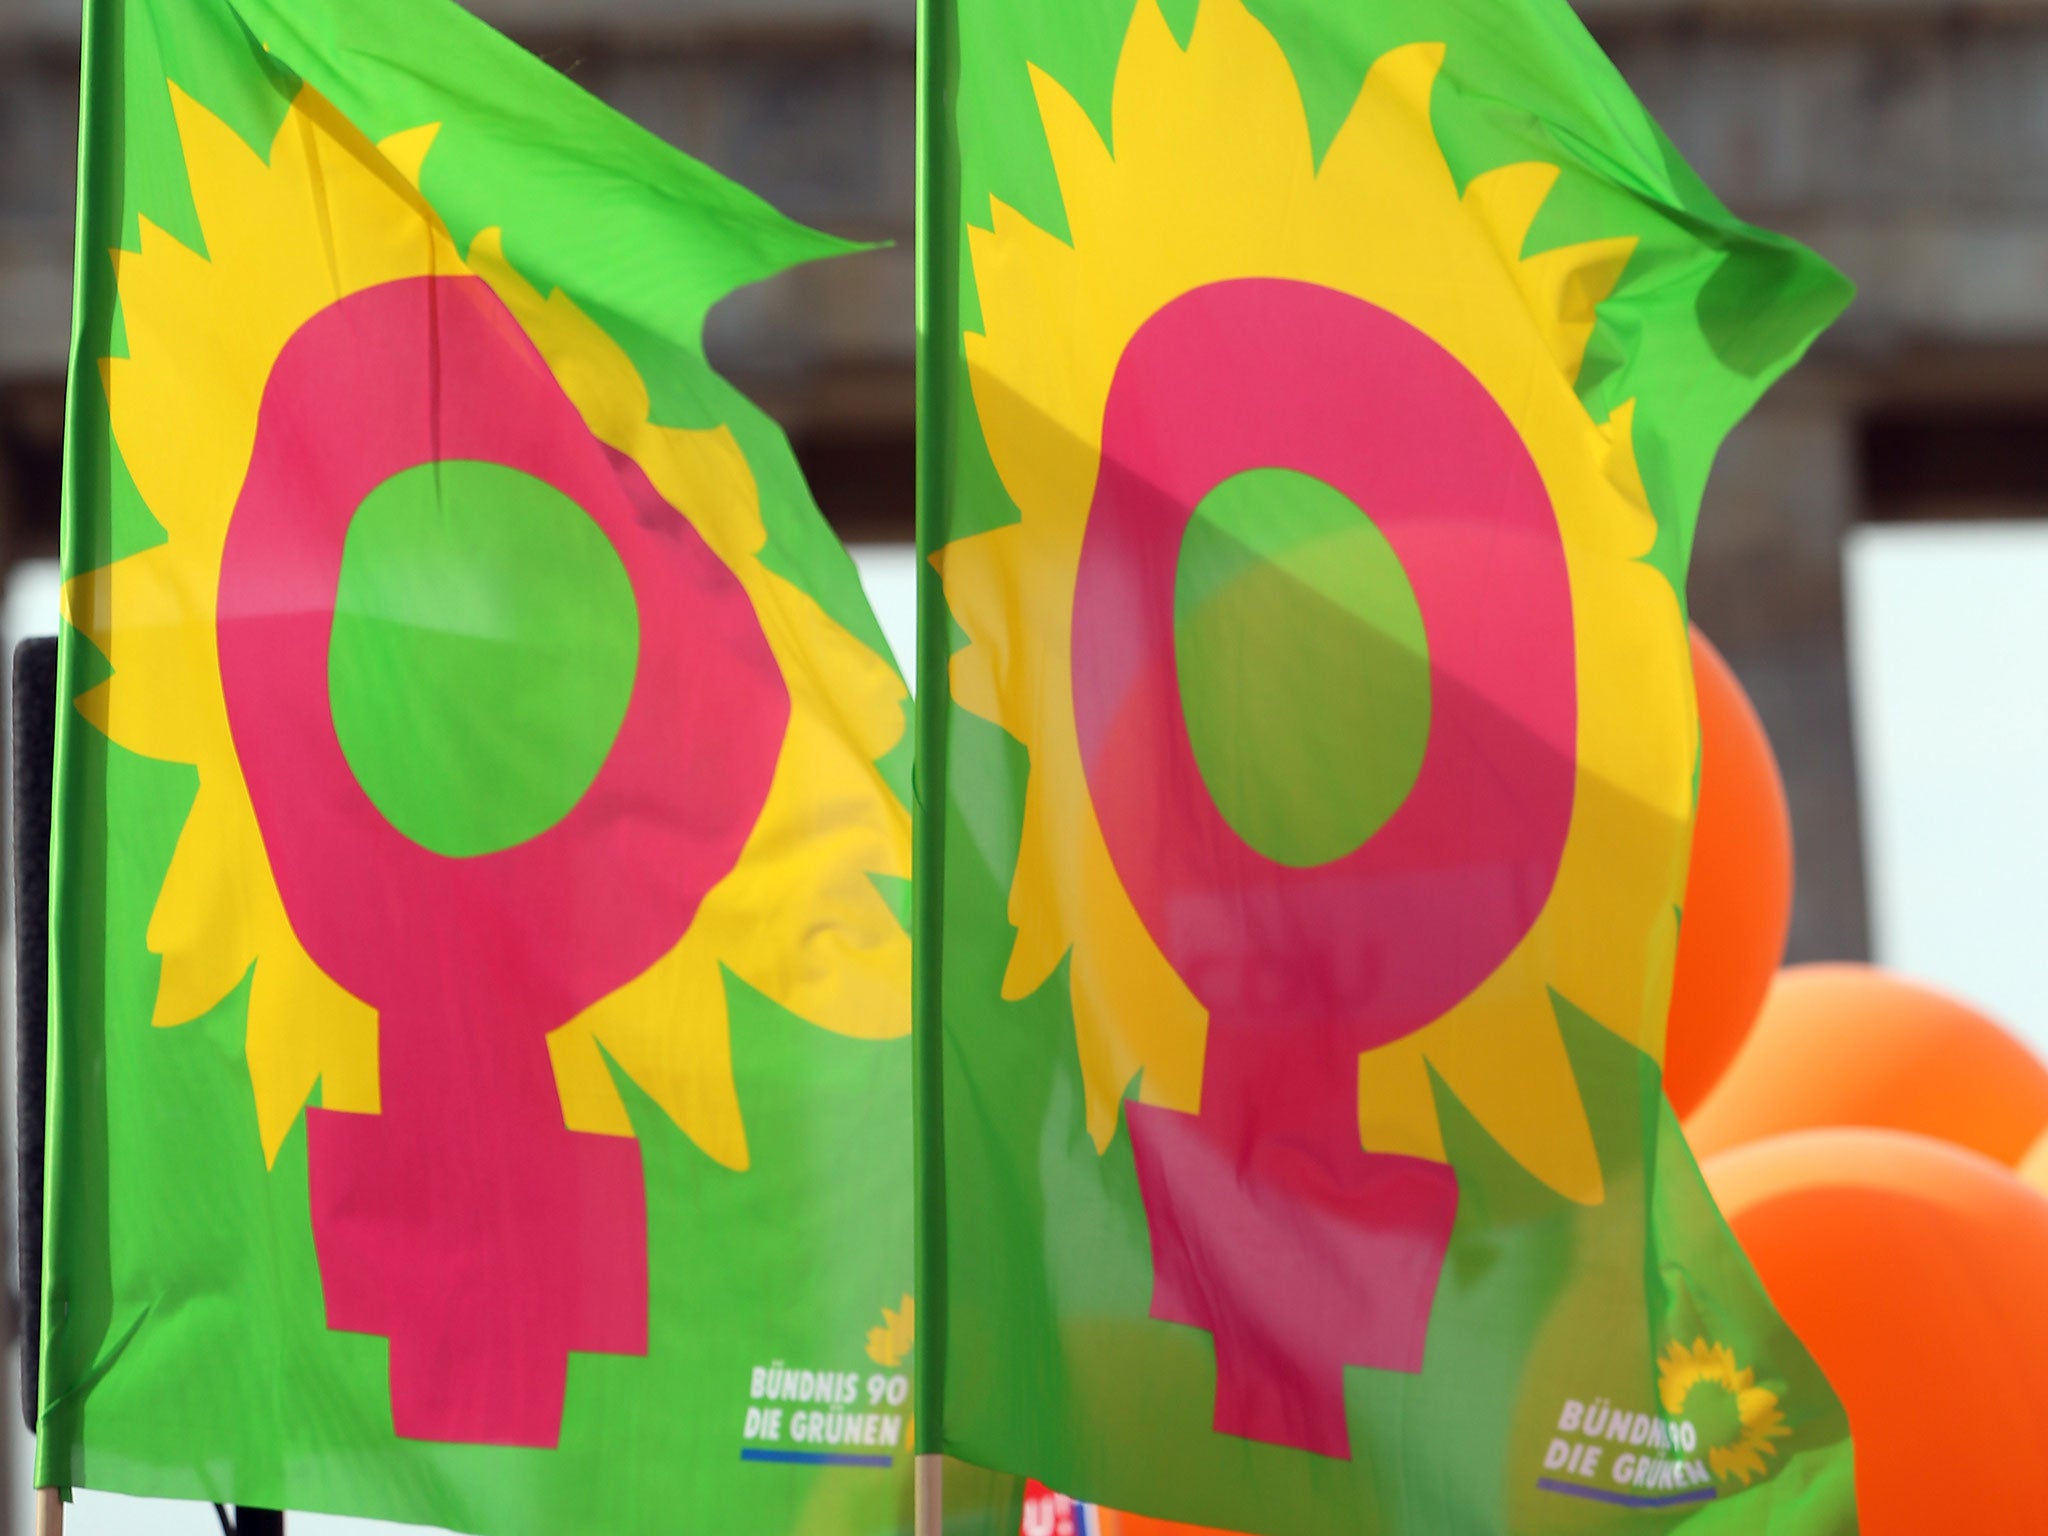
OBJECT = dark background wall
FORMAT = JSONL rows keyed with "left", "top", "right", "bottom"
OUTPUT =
{"left": 6, "top": 0, "right": 2046, "bottom": 963}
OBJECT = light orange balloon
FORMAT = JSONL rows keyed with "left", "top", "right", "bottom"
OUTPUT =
{"left": 1686, "top": 963, "right": 2048, "bottom": 1165}
{"left": 2022, "top": 1127, "right": 2048, "bottom": 1197}
{"left": 1708, "top": 1129, "right": 2048, "bottom": 1534}
{"left": 1664, "top": 628, "right": 1793, "bottom": 1117}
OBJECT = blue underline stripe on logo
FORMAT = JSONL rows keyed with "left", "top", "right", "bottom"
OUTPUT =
{"left": 742, "top": 1448, "right": 895, "bottom": 1470}
{"left": 1538, "top": 1478, "right": 1718, "bottom": 1510}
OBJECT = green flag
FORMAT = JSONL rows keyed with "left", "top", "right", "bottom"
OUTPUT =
{"left": 914, "top": 0, "right": 1857, "bottom": 1531}
{"left": 45, "top": 0, "right": 918, "bottom": 1529}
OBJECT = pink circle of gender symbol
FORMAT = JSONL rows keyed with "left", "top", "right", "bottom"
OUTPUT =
{"left": 216, "top": 275, "right": 788, "bottom": 1448}
{"left": 1071, "top": 278, "right": 1577, "bottom": 1459}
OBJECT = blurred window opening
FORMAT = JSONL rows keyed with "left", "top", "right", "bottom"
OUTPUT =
{"left": 1861, "top": 406, "right": 2048, "bottom": 523}
{"left": 793, "top": 425, "right": 913, "bottom": 543}
{"left": 0, "top": 381, "right": 61, "bottom": 563}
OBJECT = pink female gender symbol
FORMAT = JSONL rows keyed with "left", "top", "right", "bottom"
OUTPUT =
{"left": 1072, "top": 279, "right": 1578, "bottom": 1459}
{"left": 216, "top": 275, "right": 787, "bottom": 1447}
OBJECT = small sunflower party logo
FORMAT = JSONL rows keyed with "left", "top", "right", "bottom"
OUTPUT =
{"left": 866, "top": 1295, "right": 915, "bottom": 1370}
{"left": 1658, "top": 1339, "right": 1792, "bottom": 1486}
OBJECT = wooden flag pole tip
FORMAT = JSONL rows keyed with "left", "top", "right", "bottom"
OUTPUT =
{"left": 915, "top": 1452, "right": 944, "bottom": 1536}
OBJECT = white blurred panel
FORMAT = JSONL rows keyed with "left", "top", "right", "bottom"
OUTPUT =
{"left": 848, "top": 543, "right": 918, "bottom": 692}
{"left": 50, "top": 1491, "right": 441, "bottom": 1534}
{"left": 4, "top": 560, "right": 58, "bottom": 652}
{"left": 1846, "top": 523, "right": 2048, "bottom": 1048}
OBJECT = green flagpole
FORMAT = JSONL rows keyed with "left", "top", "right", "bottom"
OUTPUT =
{"left": 37, "top": 0, "right": 112, "bottom": 1502}
{"left": 911, "top": 0, "right": 954, "bottom": 1525}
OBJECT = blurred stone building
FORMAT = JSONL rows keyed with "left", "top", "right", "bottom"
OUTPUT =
{"left": 2, "top": 0, "right": 2041, "bottom": 960}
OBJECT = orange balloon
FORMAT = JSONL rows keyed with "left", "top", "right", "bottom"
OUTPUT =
{"left": 1686, "top": 963, "right": 2048, "bottom": 1165}
{"left": 1664, "top": 628, "right": 1793, "bottom": 1117}
{"left": 1707, "top": 1129, "right": 2048, "bottom": 1533}
{"left": 1114, "top": 1514, "right": 1245, "bottom": 1536}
